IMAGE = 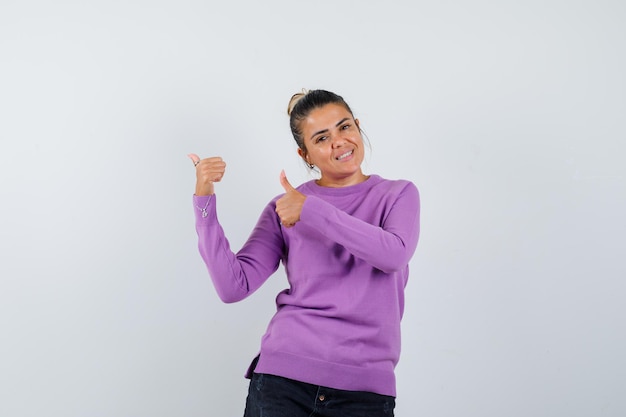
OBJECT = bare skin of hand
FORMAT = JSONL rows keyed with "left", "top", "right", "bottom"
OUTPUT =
{"left": 187, "top": 154, "right": 226, "bottom": 196}
{"left": 276, "top": 170, "right": 306, "bottom": 227}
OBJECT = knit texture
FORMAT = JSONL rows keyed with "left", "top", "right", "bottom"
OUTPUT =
{"left": 194, "top": 175, "right": 420, "bottom": 396}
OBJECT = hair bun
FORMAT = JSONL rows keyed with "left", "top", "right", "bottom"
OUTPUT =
{"left": 287, "top": 88, "right": 310, "bottom": 116}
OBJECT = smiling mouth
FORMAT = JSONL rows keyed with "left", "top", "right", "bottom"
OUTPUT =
{"left": 336, "top": 150, "right": 353, "bottom": 160}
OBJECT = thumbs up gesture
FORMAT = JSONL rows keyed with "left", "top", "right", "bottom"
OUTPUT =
{"left": 276, "top": 170, "right": 306, "bottom": 227}
{"left": 187, "top": 154, "right": 226, "bottom": 196}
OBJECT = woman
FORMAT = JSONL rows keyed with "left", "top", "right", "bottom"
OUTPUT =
{"left": 188, "top": 89, "right": 420, "bottom": 416}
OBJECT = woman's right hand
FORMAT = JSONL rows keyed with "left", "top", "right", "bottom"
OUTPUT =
{"left": 187, "top": 154, "right": 226, "bottom": 196}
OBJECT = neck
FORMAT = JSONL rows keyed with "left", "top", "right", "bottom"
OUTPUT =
{"left": 316, "top": 172, "right": 369, "bottom": 188}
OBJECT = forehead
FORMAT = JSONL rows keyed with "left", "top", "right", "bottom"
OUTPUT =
{"left": 302, "top": 103, "right": 353, "bottom": 132}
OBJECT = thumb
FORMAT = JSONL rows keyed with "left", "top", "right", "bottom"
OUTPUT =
{"left": 187, "top": 153, "right": 201, "bottom": 166}
{"left": 280, "top": 170, "right": 296, "bottom": 193}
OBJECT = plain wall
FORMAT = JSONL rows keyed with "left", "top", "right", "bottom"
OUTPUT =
{"left": 1, "top": 1, "right": 625, "bottom": 416}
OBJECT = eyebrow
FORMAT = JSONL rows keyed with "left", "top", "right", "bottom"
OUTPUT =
{"left": 309, "top": 117, "right": 351, "bottom": 141}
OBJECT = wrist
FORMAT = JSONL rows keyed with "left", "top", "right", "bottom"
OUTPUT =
{"left": 195, "top": 182, "right": 215, "bottom": 196}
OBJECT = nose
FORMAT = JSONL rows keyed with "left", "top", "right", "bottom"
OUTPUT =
{"left": 331, "top": 135, "right": 346, "bottom": 148}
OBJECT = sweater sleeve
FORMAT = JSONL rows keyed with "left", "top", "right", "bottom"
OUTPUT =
{"left": 194, "top": 195, "right": 284, "bottom": 303}
{"left": 298, "top": 182, "right": 420, "bottom": 273}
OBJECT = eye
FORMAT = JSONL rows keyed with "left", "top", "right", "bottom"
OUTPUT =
{"left": 341, "top": 124, "right": 351, "bottom": 130}
{"left": 315, "top": 136, "right": 328, "bottom": 144}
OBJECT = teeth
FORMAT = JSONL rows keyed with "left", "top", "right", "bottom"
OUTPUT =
{"left": 337, "top": 150, "right": 353, "bottom": 160}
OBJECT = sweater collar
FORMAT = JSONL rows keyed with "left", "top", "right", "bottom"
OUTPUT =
{"left": 301, "top": 174, "right": 381, "bottom": 196}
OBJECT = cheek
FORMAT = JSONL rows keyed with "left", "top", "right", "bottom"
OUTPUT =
{"left": 309, "top": 148, "right": 330, "bottom": 162}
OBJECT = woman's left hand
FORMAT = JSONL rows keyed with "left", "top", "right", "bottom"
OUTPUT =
{"left": 276, "top": 170, "right": 306, "bottom": 228}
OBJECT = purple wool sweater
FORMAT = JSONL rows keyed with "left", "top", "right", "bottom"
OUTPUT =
{"left": 193, "top": 174, "right": 420, "bottom": 397}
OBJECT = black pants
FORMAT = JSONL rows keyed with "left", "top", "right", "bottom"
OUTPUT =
{"left": 244, "top": 373, "right": 395, "bottom": 417}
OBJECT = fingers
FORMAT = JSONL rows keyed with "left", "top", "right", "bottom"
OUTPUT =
{"left": 188, "top": 154, "right": 225, "bottom": 166}
{"left": 204, "top": 158, "right": 226, "bottom": 180}
{"left": 276, "top": 170, "right": 306, "bottom": 228}
{"left": 187, "top": 153, "right": 201, "bottom": 166}
{"left": 280, "top": 169, "right": 296, "bottom": 193}
{"left": 188, "top": 154, "right": 226, "bottom": 186}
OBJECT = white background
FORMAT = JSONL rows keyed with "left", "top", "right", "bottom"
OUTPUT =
{"left": 1, "top": 1, "right": 625, "bottom": 416}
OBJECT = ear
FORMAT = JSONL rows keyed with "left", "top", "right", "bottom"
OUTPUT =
{"left": 297, "top": 148, "right": 309, "bottom": 163}
{"left": 355, "top": 118, "right": 360, "bottom": 129}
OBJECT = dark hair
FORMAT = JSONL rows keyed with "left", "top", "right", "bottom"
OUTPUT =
{"left": 287, "top": 89, "right": 355, "bottom": 152}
